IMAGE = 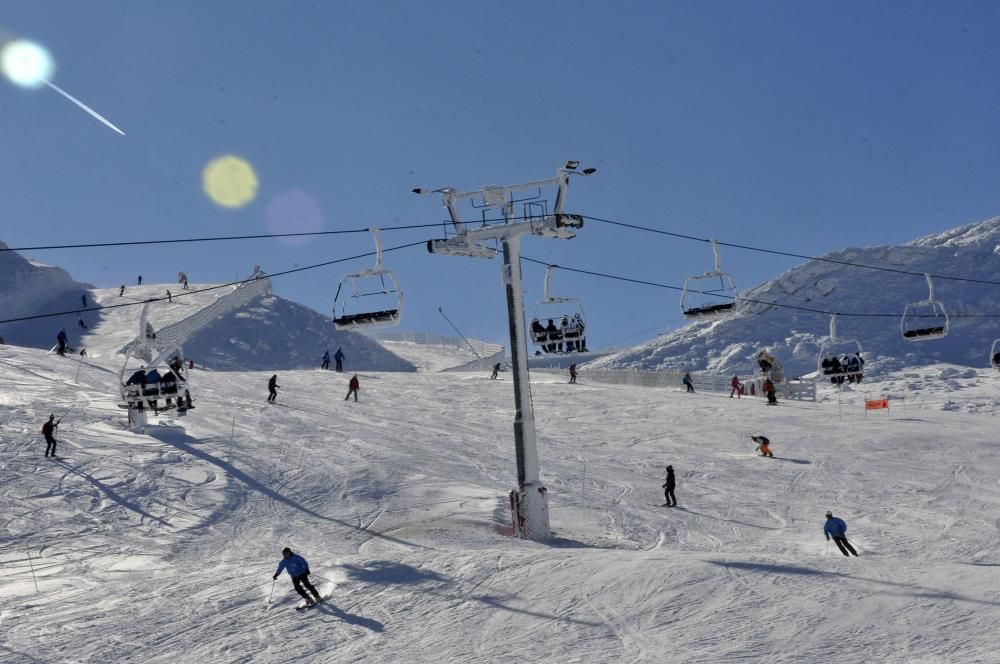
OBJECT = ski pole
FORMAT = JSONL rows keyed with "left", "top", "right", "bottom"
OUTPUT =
{"left": 265, "top": 578, "right": 276, "bottom": 612}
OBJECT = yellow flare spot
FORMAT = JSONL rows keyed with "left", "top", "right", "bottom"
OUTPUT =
{"left": 202, "top": 155, "right": 259, "bottom": 209}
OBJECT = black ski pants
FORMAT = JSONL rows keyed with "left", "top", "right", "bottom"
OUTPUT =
{"left": 292, "top": 572, "right": 321, "bottom": 601}
{"left": 44, "top": 434, "right": 57, "bottom": 457}
{"left": 345, "top": 388, "right": 358, "bottom": 402}
{"left": 321, "top": 360, "right": 330, "bottom": 370}
{"left": 664, "top": 488, "right": 676, "bottom": 506}
{"left": 832, "top": 536, "right": 858, "bottom": 556}
{"left": 268, "top": 388, "right": 277, "bottom": 402}
{"left": 335, "top": 359, "right": 343, "bottom": 372}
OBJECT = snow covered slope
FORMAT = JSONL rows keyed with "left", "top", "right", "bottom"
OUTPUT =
{"left": 45, "top": 284, "right": 415, "bottom": 373}
{"left": 589, "top": 217, "right": 1000, "bottom": 379}
{"left": 3, "top": 339, "right": 1000, "bottom": 662}
{"left": 0, "top": 241, "right": 95, "bottom": 350}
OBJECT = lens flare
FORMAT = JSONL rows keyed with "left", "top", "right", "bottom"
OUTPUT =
{"left": 1, "top": 39, "right": 54, "bottom": 88}
{"left": 202, "top": 155, "right": 259, "bottom": 209}
{"left": 266, "top": 190, "right": 324, "bottom": 245}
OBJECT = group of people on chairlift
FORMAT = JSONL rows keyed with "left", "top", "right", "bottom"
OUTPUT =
{"left": 530, "top": 314, "right": 587, "bottom": 353}
{"left": 123, "top": 355, "right": 191, "bottom": 412}
{"left": 820, "top": 352, "right": 864, "bottom": 384}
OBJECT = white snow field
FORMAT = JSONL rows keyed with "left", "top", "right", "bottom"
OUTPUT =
{"left": 3, "top": 337, "right": 1000, "bottom": 663}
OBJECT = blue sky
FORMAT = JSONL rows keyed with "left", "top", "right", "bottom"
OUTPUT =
{"left": 2, "top": 2, "right": 999, "bottom": 348}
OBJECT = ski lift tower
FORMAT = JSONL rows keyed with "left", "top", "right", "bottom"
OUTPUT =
{"left": 414, "top": 161, "right": 597, "bottom": 540}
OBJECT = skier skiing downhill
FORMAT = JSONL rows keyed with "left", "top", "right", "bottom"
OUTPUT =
{"left": 490, "top": 362, "right": 502, "bottom": 380}
{"left": 321, "top": 350, "right": 331, "bottom": 371}
{"left": 267, "top": 375, "right": 280, "bottom": 403}
{"left": 730, "top": 375, "right": 742, "bottom": 398}
{"left": 662, "top": 465, "right": 677, "bottom": 507}
{"left": 56, "top": 329, "right": 68, "bottom": 355}
{"left": 345, "top": 374, "right": 360, "bottom": 402}
{"left": 751, "top": 435, "right": 774, "bottom": 457}
{"left": 272, "top": 547, "right": 323, "bottom": 607}
{"left": 824, "top": 511, "right": 859, "bottom": 557}
{"left": 42, "top": 414, "right": 60, "bottom": 457}
{"left": 568, "top": 363, "right": 578, "bottom": 384}
{"left": 334, "top": 348, "right": 345, "bottom": 372}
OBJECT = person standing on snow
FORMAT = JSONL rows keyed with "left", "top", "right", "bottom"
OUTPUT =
{"left": 662, "top": 465, "right": 677, "bottom": 507}
{"left": 345, "top": 374, "right": 360, "bottom": 402}
{"left": 334, "top": 348, "right": 345, "bottom": 372}
{"left": 42, "top": 414, "right": 60, "bottom": 457}
{"left": 267, "top": 374, "right": 280, "bottom": 403}
{"left": 763, "top": 378, "right": 777, "bottom": 405}
{"left": 730, "top": 375, "right": 742, "bottom": 398}
{"left": 321, "top": 350, "right": 331, "bottom": 371}
{"left": 568, "top": 363, "right": 578, "bottom": 384}
{"left": 137, "top": 275, "right": 142, "bottom": 286}
{"left": 824, "top": 511, "right": 859, "bottom": 557}
{"left": 56, "top": 329, "right": 68, "bottom": 355}
{"left": 119, "top": 285, "right": 126, "bottom": 297}
{"left": 490, "top": 363, "right": 502, "bottom": 380}
{"left": 682, "top": 372, "right": 695, "bottom": 393}
{"left": 272, "top": 547, "right": 323, "bottom": 607}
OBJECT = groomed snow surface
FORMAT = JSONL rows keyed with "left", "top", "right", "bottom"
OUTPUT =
{"left": 2, "top": 343, "right": 1000, "bottom": 663}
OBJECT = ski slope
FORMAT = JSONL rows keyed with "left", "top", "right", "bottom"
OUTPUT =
{"left": 2, "top": 342, "right": 1000, "bottom": 663}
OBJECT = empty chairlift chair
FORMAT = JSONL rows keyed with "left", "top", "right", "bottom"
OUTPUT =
{"left": 333, "top": 228, "right": 403, "bottom": 330}
{"left": 529, "top": 265, "right": 587, "bottom": 354}
{"left": 681, "top": 239, "right": 739, "bottom": 319}
{"left": 901, "top": 273, "right": 949, "bottom": 342}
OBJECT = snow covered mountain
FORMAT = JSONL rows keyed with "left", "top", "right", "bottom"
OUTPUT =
{"left": 0, "top": 240, "right": 96, "bottom": 349}
{"left": 588, "top": 217, "right": 1000, "bottom": 378}
{"left": 0, "top": 241, "right": 414, "bottom": 372}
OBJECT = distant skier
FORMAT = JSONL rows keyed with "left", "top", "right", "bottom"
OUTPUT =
{"left": 42, "top": 414, "right": 60, "bottom": 457}
{"left": 56, "top": 329, "right": 68, "bottom": 355}
{"left": 119, "top": 284, "right": 125, "bottom": 297}
{"left": 166, "top": 290, "right": 172, "bottom": 303}
{"left": 824, "top": 511, "right": 859, "bottom": 557}
{"left": 178, "top": 272, "right": 189, "bottom": 290}
{"left": 81, "top": 294, "right": 87, "bottom": 307}
{"left": 321, "top": 350, "right": 331, "bottom": 371}
{"left": 568, "top": 363, "right": 578, "bottom": 384}
{"left": 137, "top": 275, "right": 142, "bottom": 286}
{"left": 268, "top": 374, "right": 280, "bottom": 403}
{"left": 345, "top": 374, "right": 360, "bottom": 402}
{"left": 334, "top": 348, "right": 345, "bottom": 372}
{"left": 730, "top": 375, "right": 742, "bottom": 398}
{"left": 764, "top": 378, "right": 777, "bottom": 405}
{"left": 682, "top": 372, "right": 694, "bottom": 393}
{"left": 490, "top": 362, "right": 502, "bottom": 380}
{"left": 272, "top": 547, "right": 323, "bottom": 607}
{"left": 662, "top": 465, "right": 677, "bottom": 507}
{"left": 751, "top": 435, "right": 773, "bottom": 457}
{"left": 78, "top": 318, "right": 87, "bottom": 330}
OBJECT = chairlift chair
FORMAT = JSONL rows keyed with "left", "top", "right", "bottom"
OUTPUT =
{"left": 118, "top": 308, "right": 192, "bottom": 432}
{"left": 681, "top": 240, "right": 739, "bottom": 319}
{"left": 333, "top": 228, "right": 403, "bottom": 330}
{"left": 529, "top": 265, "right": 587, "bottom": 354}
{"left": 816, "top": 314, "right": 865, "bottom": 384}
{"left": 990, "top": 339, "right": 1000, "bottom": 370}
{"left": 900, "top": 274, "right": 949, "bottom": 342}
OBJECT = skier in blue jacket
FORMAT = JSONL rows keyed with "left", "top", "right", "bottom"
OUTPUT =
{"left": 273, "top": 547, "right": 323, "bottom": 606}
{"left": 824, "top": 511, "right": 859, "bottom": 557}
{"left": 321, "top": 350, "right": 331, "bottom": 370}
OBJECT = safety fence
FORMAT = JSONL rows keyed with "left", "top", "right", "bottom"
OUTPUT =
{"left": 362, "top": 330, "right": 504, "bottom": 361}
{"left": 543, "top": 368, "right": 816, "bottom": 401}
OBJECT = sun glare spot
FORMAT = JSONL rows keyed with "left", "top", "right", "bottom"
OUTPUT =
{"left": 0, "top": 39, "right": 54, "bottom": 88}
{"left": 202, "top": 155, "right": 259, "bottom": 209}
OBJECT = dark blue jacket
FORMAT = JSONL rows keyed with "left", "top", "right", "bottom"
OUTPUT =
{"left": 334, "top": 349, "right": 345, "bottom": 361}
{"left": 274, "top": 553, "right": 309, "bottom": 578}
{"left": 824, "top": 517, "right": 847, "bottom": 539}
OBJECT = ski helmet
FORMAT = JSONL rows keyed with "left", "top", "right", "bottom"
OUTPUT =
{"left": 282, "top": 547, "right": 292, "bottom": 556}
